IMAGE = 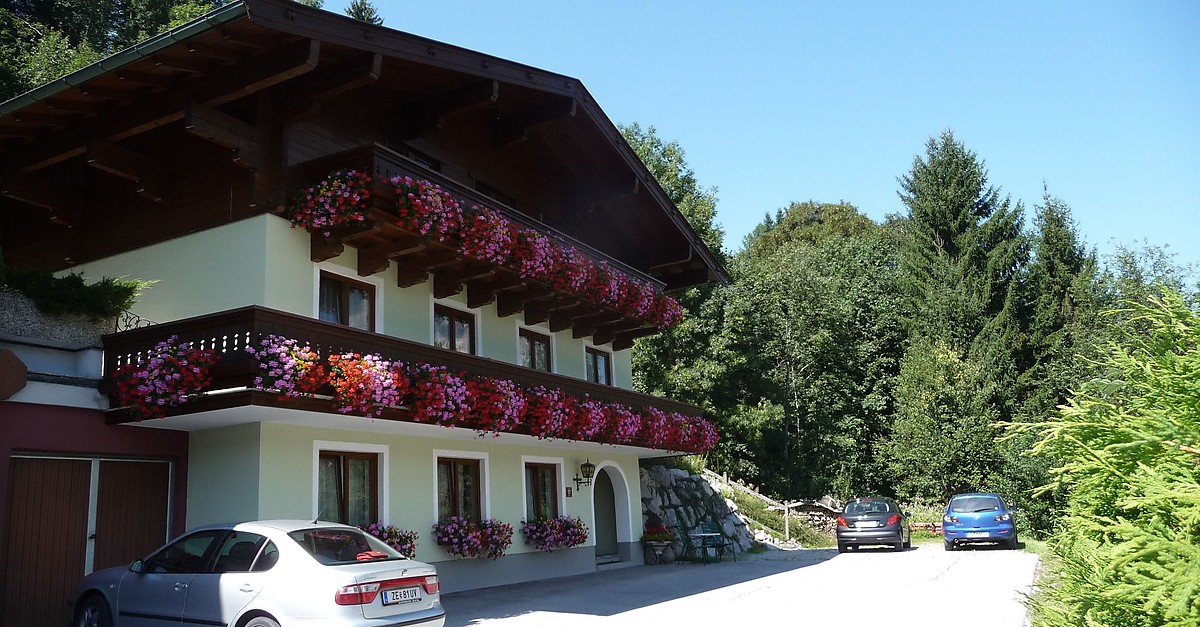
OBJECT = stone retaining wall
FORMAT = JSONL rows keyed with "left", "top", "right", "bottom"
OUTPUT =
{"left": 639, "top": 465, "right": 754, "bottom": 561}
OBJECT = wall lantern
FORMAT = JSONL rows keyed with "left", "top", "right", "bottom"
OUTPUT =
{"left": 574, "top": 459, "right": 596, "bottom": 489}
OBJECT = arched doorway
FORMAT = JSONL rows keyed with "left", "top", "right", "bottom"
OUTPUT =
{"left": 591, "top": 462, "right": 633, "bottom": 564}
{"left": 594, "top": 469, "right": 618, "bottom": 558}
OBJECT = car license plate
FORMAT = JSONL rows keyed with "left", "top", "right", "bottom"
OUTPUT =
{"left": 967, "top": 531, "right": 989, "bottom": 538}
{"left": 382, "top": 587, "right": 420, "bottom": 606}
{"left": 856, "top": 521, "right": 878, "bottom": 528}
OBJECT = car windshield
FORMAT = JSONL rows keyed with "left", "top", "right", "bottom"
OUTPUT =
{"left": 287, "top": 527, "right": 405, "bottom": 564}
{"left": 950, "top": 496, "right": 1001, "bottom": 513}
{"left": 845, "top": 500, "right": 893, "bottom": 515}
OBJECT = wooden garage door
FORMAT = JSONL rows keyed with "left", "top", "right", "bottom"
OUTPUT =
{"left": 2, "top": 457, "right": 171, "bottom": 627}
{"left": 2, "top": 457, "right": 91, "bottom": 627}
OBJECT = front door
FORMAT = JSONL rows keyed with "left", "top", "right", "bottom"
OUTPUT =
{"left": 593, "top": 468, "right": 618, "bottom": 557}
{"left": 2, "top": 456, "right": 172, "bottom": 627}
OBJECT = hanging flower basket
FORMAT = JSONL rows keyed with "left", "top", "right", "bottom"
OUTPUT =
{"left": 521, "top": 516, "right": 589, "bottom": 552}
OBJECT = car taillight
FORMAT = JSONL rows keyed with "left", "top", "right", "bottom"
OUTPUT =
{"left": 943, "top": 515, "right": 958, "bottom": 523}
{"left": 336, "top": 575, "right": 439, "bottom": 606}
{"left": 995, "top": 513, "right": 1011, "bottom": 522}
{"left": 836, "top": 516, "right": 847, "bottom": 527}
{"left": 886, "top": 514, "right": 899, "bottom": 526}
{"left": 335, "top": 583, "right": 381, "bottom": 605}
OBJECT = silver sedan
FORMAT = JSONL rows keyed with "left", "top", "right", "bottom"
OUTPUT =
{"left": 69, "top": 519, "right": 445, "bottom": 627}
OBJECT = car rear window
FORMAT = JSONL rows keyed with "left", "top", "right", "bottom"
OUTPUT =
{"left": 950, "top": 496, "right": 1001, "bottom": 513}
{"left": 287, "top": 527, "right": 404, "bottom": 564}
{"left": 845, "top": 500, "right": 893, "bottom": 515}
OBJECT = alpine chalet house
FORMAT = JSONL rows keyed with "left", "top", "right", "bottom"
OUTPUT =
{"left": 0, "top": 0, "right": 725, "bottom": 624}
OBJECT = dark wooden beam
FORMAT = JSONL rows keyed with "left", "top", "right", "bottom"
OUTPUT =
{"left": 186, "top": 41, "right": 246, "bottom": 63}
{"left": 491, "top": 96, "right": 576, "bottom": 147}
{"left": 77, "top": 84, "right": 137, "bottom": 102}
{"left": 310, "top": 232, "right": 344, "bottom": 262}
{"left": 571, "top": 176, "right": 639, "bottom": 208}
{"left": 593, "top": 319, "right": 643, "bottom": 346}
{"left": 652, "top": 265, "right": 713, "bottom": 291}
{"left": 0, "top": 126, "right": 42, "bottom": 139}
{"left": 116, "top": 70, "right": 177, "bottom": 88}
{"left": 572, "top": 310, "right": 623, "bottom": 339}
{"left": 275, "top": 52, "right": 384, "bottom": 122}
{"left": 10, "top": 112, "right": 71, "bottom": 127}
{"left": 357, "top": 234, "right": 425, "bottom": 276}
{"left": 0, "top": 172, "right": 82, "bottom": 226}
{"left": 185, "top": 102, "right": 262, "bottom": 170}
{"left": 86, "top": 138, "right": 166, "bottom": 202}
{"left": 394, "top": 248, "right": 459, "bottom": 288}
{"left": 548, "top": 303, "right": 588, "bottom": 333}
{"left": 613, "top": 326, "right": 659, "bottom": 351}
{"left": 18, "top": 39, "right": 320, "bottom": 174}
{"left": 153, "top": 53, "right": 213, "bottom": 74}
{"left": 432, "top": 261, "right": 496, "bottom": 299}
{"left": 466, "top": 273, "right": 524, "bottom": 309}
{"left": 496, "top": 285, "right": 552, "bottom": 318}
{"left": 42, "top": 98, "right": 106, "bottom": 115}
{"left": 403, "top": 80, "right": 499, "bottom": 139}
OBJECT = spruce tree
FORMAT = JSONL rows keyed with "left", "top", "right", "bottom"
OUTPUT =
{"left": 344, "top": 0, "right": 383, "bottom": 25}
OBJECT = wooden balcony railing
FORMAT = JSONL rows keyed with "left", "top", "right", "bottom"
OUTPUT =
{"left": 102, "top": 306, "right": 703, "bottom": 436}
{"left": 285, "top": 144, "right": 668, "bottom": 350}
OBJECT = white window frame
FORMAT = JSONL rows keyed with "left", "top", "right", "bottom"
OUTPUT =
{"left": 432, "top": 449, "right": 491, "bottom": 520}
{"left": 516, "top": 322, "right": 555, "bottom": 373}
{"left": 430, "top": 297, "right": 481, "bottom": 353}
{"left": 312, "top": 440, "right": 390, "bottom": 523}
{"left": 313, "top": 262, "right": 385, "bottom": 333}
{"left": 520, "top": 455, "right": 566, "bottom": 519}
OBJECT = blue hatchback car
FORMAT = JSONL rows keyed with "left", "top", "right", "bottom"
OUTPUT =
{"left": 942, "top": 493, "right": 1018, "bottom": 550}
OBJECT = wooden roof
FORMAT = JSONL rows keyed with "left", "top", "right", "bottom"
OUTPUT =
{"left": 0, "top": 0, "right": 725, "bottom": 289}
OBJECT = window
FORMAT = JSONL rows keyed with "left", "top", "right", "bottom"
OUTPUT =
{"left": 144, "top": 529, "right": 225, "bottom": 573}
{"left": 212, "top": 531, "right": 269, "bottom": 573}
{"left": 437, "top": 457, "right": 481, "bottom": 522}
{"left": 519, "top": 329, "right": 552, "bottom": 372}
{"left": 317, "top": 451, "right": 378, "bottom": 527}
{"left": 319, "top": 272, "right": 375, "bottom": 331}
{"left": 524, "top": 463, "right": 559, "bottom": 521}
{"left": 434, "top": 304, "right": 475, "bottom": 354}
{"left": 585, "top": 347, "right": 611, "bottom": 385}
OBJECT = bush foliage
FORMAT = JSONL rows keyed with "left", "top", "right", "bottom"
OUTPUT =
{"left": 0, "top": 251, "right": 147, "bottom": 320}
{"left": 1011, "top": 290, "right": 1200, "bottom": 627}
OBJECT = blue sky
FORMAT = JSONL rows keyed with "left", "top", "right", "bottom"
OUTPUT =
{"left": 341, "top": 1, "right": 1198, "bottom": 265}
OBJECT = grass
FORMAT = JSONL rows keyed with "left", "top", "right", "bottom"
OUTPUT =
{"left": 721, "top": 486, "right": 836, "bottom": 548}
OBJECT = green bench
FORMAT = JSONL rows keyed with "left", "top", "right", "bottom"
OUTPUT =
{"left": 676, "top": 522, "right": 735, "bottom": 564}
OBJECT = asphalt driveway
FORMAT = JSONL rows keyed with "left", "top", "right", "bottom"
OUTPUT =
{"left": 441, "top": 544, "right": 1040, "bottom": 626}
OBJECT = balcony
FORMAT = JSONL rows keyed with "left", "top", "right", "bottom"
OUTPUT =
{"left": 287, "top": 144, "right": 677, "bottom": 350}
{"left": 102, "top": 306, "right": 714, "bottom": 453}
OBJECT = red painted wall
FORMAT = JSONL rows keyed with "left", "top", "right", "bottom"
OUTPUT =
{"left": 0, "top": 401, "right": 189, "bottom": 572}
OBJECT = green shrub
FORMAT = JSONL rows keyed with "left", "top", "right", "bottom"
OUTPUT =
{"left": 0, "top": 250, "right": 148, "bottom": 320}
{"left": 1011, "top": 291, "right": 1200, "bottom": 627}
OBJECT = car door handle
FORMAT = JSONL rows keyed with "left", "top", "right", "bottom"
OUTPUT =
{"left": 174, "top": 582, "right": 189, "bottom": 591}
{"left": 239, "top": 585, "right": 257, "bottom": 593}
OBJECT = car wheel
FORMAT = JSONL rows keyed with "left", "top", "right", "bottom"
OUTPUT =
{"left": 243, "top": 616, "right": 281, "bottom": 627}
{"left": 837, "top": 543, "right": 848, "bottom": 554}
{"left": 943, "top": 539, "right": 955, "bottom": 552}
{"left": 1007, "top": 535, "right": 1020, "bottom": 550}
{"left": 893, "top": 541, "right": 904, "bottom": 552}
{"left": 75, "top": 595, "right": 113, "bottom": 627}
{"left": 903, "top": 536, "right": 912, "bottom": 549}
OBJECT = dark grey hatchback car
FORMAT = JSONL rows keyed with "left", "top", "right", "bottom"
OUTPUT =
{"left": 836, "top": 497, "right": 912, "bottom": 552}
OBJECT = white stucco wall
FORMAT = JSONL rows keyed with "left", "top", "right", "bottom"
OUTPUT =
{"left": 184, "top": 420, "right": 643, "bottom": 562}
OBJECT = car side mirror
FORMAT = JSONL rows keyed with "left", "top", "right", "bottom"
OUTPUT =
{"left": 129, "top": 559, "right": 145, "bottom": 573}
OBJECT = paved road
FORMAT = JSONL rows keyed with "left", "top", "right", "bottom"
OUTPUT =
{"left": 441, "top": 544, "right": 1040, "bottom": 626}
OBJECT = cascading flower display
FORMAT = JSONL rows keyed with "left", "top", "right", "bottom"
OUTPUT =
{"left": 115, "top": 333, "right": 718, "bottom": 453}
{"left": 112, "top": 335, "right": 220, "bottom": 420}
{"left": 285, "top": 169, "right": 372, "bottom": 237}
{"left": 402, "top": 363, "right": 470, "bottom": 426}
{"left": 327, "top": 352, "right": 403, "bottom": 418}
{"left": 292, "top": 171, "right": 685, "bottom": 331}
{"left": 246, "top": 334, "right": 325, "bottom": 399}
{"left": 432, "top": 516, "right": 513, "bottom": 559}
{"left": 520, "top": 516, "right": 589, "bottom": 552}
{"left": 359, "top": 521, "right": 419, "bottom": 558}
{"left": 466, "top": 377, "right": 526, "bottom": 436}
